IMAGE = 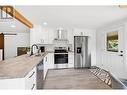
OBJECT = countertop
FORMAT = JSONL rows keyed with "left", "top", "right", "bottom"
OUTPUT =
{"left": 0, "top": 50, "right": 73, "bottom": 79}
{"left": 0, "top": 52, "right": 50, "bottom": 79}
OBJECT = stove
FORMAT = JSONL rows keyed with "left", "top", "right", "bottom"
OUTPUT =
{"left": 54, "top": 47, "right": 68, "bottom": 68}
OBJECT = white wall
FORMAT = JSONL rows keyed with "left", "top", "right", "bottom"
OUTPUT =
{"left": 96, "top": 20, "right": 127, "bottom": 79}
{"left": 4, "top": 33, "right": 30, "bottom": 59}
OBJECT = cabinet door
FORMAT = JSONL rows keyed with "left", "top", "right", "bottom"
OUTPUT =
{"left": 30, "top": 25, "right": 42, "bottom": 44}
{"left": 43, "top": 53, "right": 54, "bottom": 79}
{"left": 68, "top": 30, "right": 74, "bottom": 44}
{"left": 43, "top": 28, "right": 49, "bottom": 44}
{"left": 48, "top": 29, "right": 54, "bottom": 44}
{"left": 42, "top": 28, "right": 54, "bottom": 44}
{"left": 25, "top": 67, "right": 37, "bottom": 90}
{"left": 68, "top": 53, "right": 74, "bottom": 68}
{"left": 47, "top": 53, "right": 54, "bottom": 69}
{"left": 31, "top": 27, "right": 55, "bottom": 44}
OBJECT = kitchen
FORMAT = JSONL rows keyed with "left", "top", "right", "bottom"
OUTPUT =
{"left": 0, "top": 5, "right": 127, "bottom": 89}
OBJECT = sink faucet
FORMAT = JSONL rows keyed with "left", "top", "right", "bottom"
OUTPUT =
{"left": 30, "top": 44, "right": 39, "bottom": 55}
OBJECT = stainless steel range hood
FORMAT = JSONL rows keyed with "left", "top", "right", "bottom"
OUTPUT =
{"left": 53, "top": 28, "right": 69, "bottom": 44}
{"left": 57, "top": 28, "right": 67, "bottom": 39}
{"left": 57, "top": 28, "right": 62, "bottom": 39}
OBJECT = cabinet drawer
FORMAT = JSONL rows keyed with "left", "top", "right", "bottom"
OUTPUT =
{"left": 26, "top": 67, "right": 36, "bottom": 79}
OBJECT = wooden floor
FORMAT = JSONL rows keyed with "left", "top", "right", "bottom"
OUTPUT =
{"left": 43, "top": 69, "right": 111, "bottom": 89}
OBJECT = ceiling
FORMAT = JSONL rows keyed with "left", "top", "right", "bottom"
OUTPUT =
{"left": 14, "top": 6, "right": 127, "bottom": 29}
{"left": 0, "top": 10, "right": 29, "bottom": 33}
{"left": 1, "top": 6, "right": 127, "bottom": 32}
{"left": 0, "top": 18, "right": 29, "bottom": 33}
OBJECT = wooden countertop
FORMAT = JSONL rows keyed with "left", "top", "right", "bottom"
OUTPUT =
{"left": 0, "top": 52, "right": 49, "bottom": 79}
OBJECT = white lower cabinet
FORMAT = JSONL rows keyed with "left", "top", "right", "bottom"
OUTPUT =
{"left": 68, "top": 53, "right": 74, "bottom": 68}
{"left": 0, "top": 78, "right": 25, "bottom": 89}
{"left": 0, "top": 52, "right": 55, "bottom": 89}
{"left": 25, "top": 67, "right": 37, "bottom": 90}
{"left": 0, "top": 67, "right": 37, "bottom": 89}
{"left": 47, "top": 53, "right": 54, "bottom": 69}
{"left": 43, "top": 53, "right": 54, "bottom": 79}
{"left": 43, "top": 54, "right": 48, "bottom": 79}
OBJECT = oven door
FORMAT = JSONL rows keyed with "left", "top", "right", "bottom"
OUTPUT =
{"left": 54, "top": 54, "right": 68, "bottom": 64}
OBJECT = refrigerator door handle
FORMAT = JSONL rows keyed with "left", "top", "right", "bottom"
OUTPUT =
{"left": 81, "top": 44, "right": 83, "bottom": 58}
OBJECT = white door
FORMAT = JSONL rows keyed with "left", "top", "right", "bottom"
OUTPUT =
{"left": 102, "top": 27, "right": 126, "bottom": 79}
{"left": 4, "top": 35, "right": 17, "bottom": 59}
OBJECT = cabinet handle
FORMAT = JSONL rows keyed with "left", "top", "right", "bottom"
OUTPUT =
{"left": 29, "top": 71, "right": 35, "bottom": 78}
{"left": 31, "top": 84, "right": 35, "bottom": 90}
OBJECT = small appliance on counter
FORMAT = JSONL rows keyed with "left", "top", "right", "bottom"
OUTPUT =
{"left": 40, "top": 46, "right": 45, "bottom": 53}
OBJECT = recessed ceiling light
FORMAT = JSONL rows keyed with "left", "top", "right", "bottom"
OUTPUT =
{"left": 43, "top": 22, "right": 47, "bottom": 26}
{"left": 10, "top": 25, "right": 16, "bottom": 28}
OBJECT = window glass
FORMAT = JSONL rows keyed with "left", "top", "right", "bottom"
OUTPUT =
{"left": 107, "top": 31, "right": 118, "bottom": 52}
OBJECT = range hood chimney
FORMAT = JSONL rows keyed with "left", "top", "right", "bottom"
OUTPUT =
{"left": 53, "top": 28, "right": 69, "bottom": 44}
{"left": 57, "top": 28, "right": 63, "bottom": 39}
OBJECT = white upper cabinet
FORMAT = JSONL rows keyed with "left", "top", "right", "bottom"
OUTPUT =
{"left": 30, "top": 26, "right": 95, "bottom": 45}
{"left": 30, "top": 25, "right": 42, "bottom": 45}
{"left": 48, "top": 29, "right": 55, "bottom": 44}
{"left": 40, "top": 28, "right": 54, "bottom": 44}
{"left": 67, "top": 29, "right": 74, "bottom": 44}
{"left": 41, "top": 28, "right": 50, "bottom": 44}
{"left": 30, "top": 25, "right": 55, "bottom": 45}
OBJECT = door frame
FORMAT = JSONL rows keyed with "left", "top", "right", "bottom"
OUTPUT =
{"left": 0, "top": 33, "right": 4, "bottom": 60}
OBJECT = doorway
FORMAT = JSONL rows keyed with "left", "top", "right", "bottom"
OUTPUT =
{"left": 0, "top": 33, "right": 4, "bottom": 60}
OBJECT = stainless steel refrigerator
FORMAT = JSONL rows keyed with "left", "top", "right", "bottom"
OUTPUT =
{"left": 74, "top": 36, "right": 91, "bottom": 68}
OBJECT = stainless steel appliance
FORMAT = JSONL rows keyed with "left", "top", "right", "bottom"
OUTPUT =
{"left": 74, "top": 36, "right": 91, "bottom": 68}
{"left": 54, "top": 47, "right": 68, "bottom": 68}
{"left": 37, "top": 59, "right": 43, "bottom": 89}
{"left": 53, "top": 28, "right": 69, "bottom": 44}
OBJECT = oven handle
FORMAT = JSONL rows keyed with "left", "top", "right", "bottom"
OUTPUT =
{"left": 54, "top": 53, "right": 68, "bottom": 55}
